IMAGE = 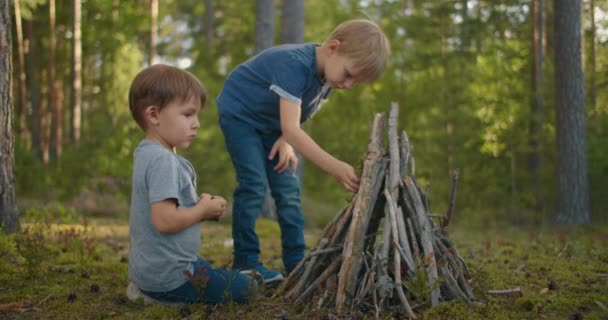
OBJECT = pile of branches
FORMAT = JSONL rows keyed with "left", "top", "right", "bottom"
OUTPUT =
{"left": 281, "top": 104, "right": 474, "bottom": 318}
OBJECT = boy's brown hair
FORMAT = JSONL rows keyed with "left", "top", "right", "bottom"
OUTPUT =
{"left": 129, "top": 64, "right": 206, "bottom": 130}
{"left": 325, "top": 19, "right": 391, "bottom": 83}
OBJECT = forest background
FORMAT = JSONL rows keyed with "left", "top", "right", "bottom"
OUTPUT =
{"left": 4, "top": 0, "right": 608, "bottom": 230}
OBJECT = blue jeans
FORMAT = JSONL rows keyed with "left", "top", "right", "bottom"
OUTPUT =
{"left": 219, "top": 115, "right": 305, "bottom": 272}
{"left": 141, "top": 257, "right": 257, "bottom": 304}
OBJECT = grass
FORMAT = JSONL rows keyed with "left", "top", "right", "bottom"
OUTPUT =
{"left": 0, "top": 215, "right": 607, "bottom": 320}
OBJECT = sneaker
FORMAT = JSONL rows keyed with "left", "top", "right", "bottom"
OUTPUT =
{"left": 126, "top": 282, "right": 160, "bottom": 305}
{"left": 239, "top": 263, "right": 284, "bottom": 286}
{"left": 126, "top": 282, "right": 183, "bottom": 306}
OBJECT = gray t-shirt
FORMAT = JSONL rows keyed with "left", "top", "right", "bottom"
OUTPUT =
{"left": 128, "top": 139, "right": 201, "bottom": 292}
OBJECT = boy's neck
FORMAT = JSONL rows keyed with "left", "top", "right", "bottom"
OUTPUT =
{"left": 145, "top": 131, "right": 175, "bottom": 153}
{"left": 315, "top": 46, "right": 326, "bottom": 81}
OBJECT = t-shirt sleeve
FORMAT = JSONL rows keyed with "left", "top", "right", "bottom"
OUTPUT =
{"left": 146, "top": 153, "right": 181, "bottom": 206}
{"left": 268, "top": 56, "right": 309, "bottom": 106}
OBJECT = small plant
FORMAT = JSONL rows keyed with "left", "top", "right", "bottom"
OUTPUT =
{"left": 14, "top": 225, "right": 51, "bottom": 278}
{"left": 184, "top": 265, "right": 211, "bottom": 302}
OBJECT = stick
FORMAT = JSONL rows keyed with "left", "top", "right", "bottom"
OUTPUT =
{"left": 442, "top": 169, "right": 459, "bottom": 228}
{"left": 405, "top": 176, "right": 440, "bottom": 306}
{"left": 336, "top": 113, "right": 386, "bottom": 313}
{"left": 487, "top": 287, "right": 523, "bottom": 297}
{"left": 385, "top": 189, "right": 417, "bottom": 319}
{"left": 295, "top": 255, "right": 342, "bottom": 304}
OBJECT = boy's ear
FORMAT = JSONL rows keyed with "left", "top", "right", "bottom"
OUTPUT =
{"left": 144, "top": 105, "right": 160, "bottom": 126}
{"left": 327, "top": 39, "right": 341, "bottom": 54}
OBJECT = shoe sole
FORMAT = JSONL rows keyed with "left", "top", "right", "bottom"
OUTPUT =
{"left": 126, "top": 282, "right": 184, "bottom": 306}
{"left": 239, "top": 270, "right": 284, "bottom": 286}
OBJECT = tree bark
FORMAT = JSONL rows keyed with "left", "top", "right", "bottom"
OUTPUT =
{"left": 255, "top": 0, "right": 277, "bottom": 219}
{"left": 529, "top": 0, "right": 544, "bottom": 215}
{"left": 24, "top": 19, "right": 41, "bottom": 159}
{"left": 70, "top": 0, "right": 82, "bottom": 145}
{"left": 589, "top": 0, "right": 597, "bottom": 112}
{"left": 150, "top": 0, "right": 158, "bottom": 65}
{"left": 280, "top": 0, "right": 304, "bottom": 44}
{"left": 0, "top": 0, "right": 20, "bottom": 234}
{"left": 204, "top": 0, "right": 213, "bottom": 50}
{"left": 554, "top": 0, "right": 590, "bottom": 224}
{"left": 255, "top": 0, "right": 275, "bottom": 54}
{"left": 48, "top": 0, "right": 60, "bottom": 161}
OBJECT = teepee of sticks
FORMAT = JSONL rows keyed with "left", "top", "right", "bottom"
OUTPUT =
{"left": 281, "top": 103, "right": 474, "bottom": 318}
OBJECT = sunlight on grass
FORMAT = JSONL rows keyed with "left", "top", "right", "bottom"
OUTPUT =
{"left": 0, "top": 218, "right": 607, "bottom": 319}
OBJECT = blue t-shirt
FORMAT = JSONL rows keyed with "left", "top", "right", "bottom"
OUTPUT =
{"left": 128, "top": 139, "right": 201, "bottom": 292}
{"left": 216, "top": 43, "right": 331, "bottom": 132}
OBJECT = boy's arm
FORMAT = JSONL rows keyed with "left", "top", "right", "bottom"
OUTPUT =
{"left": 279, "top": 98, "right": 360, "bottom": 192}
{"left": 150, "top": 200, "right": 205, "bottom": 233}
{"left": 151, "top": 194, "right": 226, "bottom": 233}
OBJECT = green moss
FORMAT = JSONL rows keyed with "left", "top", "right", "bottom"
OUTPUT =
{"left": 0, "top": 219, "right": 607, "bottom": 319}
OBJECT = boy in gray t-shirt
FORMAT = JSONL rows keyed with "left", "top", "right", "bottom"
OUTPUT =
{"left": 126, "top": 64, "right": 257, "bottom": 305}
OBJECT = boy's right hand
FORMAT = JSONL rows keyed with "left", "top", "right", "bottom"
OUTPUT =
{"left": 198, "top": 193, "right": 227, "bottom": 221}
{"left": 331, "top": 161, "right": 360, "bottom": 193}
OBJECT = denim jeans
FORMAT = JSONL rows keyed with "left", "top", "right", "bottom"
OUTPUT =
{"left": 141, "top": 256, "right": 257, "bottom": 304}
{"left": 219, "top": 115, "right": 305, "bottom": 272}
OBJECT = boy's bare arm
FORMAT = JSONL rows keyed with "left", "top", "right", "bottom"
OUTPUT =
{"left": 150, "top": 195, "right": 226, "bottom": 233}
{"left": 279, "top": 98, "right": 360, "bottom": 192}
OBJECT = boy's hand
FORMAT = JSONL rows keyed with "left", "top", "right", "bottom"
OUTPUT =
{"left": 331, "top": 161, "right": 360, "bottom": 193}
{"left": 269, "top": 137, "right": 298, "bottom": 173}
{"left": 198, "top": 193, "right": 227, "bottom": 221}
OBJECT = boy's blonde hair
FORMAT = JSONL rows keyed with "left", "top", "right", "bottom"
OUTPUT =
{"left": 325, "top": 19, "right": 391, "bottom": 83}
{"left": 129, "top": 64, "right": 206, "bottom": 130}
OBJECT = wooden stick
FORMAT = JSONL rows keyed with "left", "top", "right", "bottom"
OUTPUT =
{"left": 405, "top": 176, "right": 440, "bottom": 306}
{"left": 442, "top": 169, "right": 460, "bottom": 229}
{"left": 385, "top": 189, "right": 417, "bottom": 319}
{"left": 336, "top": 113, "right": 386, "bottom": 313}
{"left": 295, "top": 255, "right": 342, "bottom": 304}
{"left": 287, "top": 238, "right": 329, "bottom": 300}
{"left": 310, "top": 246, "right": 342, "bottom": 256}
{"left": 395, "top": 205, "right": 416, "bottom": 275}
{"left": 487, "top": 287, "right": 523, "bottom": 297}
{"left": 400, "top": 131, "right": 411, "bottom": 179}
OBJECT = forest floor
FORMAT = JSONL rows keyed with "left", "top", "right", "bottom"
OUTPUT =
{"left": 0, "top": 215, "right": 607, "bottom": 320}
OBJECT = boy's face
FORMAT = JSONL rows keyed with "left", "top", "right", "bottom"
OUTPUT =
{"left": 324, "top": 52, "right": 358, "bottom": 90}
{"left": 146, "top": 96, "right": 201, "bottom": 150}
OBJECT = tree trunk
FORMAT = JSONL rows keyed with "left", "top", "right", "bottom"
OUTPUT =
{"left": 460, "top": 0, "right": 470, "bottom": 50}
{"left": 0, "top": 0, "right": 20, "bottom": 234}
{"left": 255, "top": 0, "right": 275, "bottom": 54}
{"left": 48, "top": 0, "right": 60, "bottom": 161}
{"left": 204, "top": 0, "right": 213, "bottom": 50}
{"left": 554, "top": 0, "right": 590, "bottom": 225}
{"left": 256, "top": 0, "right": 276, "bottom": 219}
{"left": 150, "top": 0, "right": 158, "bottom": 65}
{"left": 24, "top": 19, "right": 41, "bottom": 159}
{"left": 589, "top": 0, "right": 597, "bottom": 112}
{"left": 13, "top": 0, "right": 28, "bottom": 144}
{"left": 280, "top": 0, "right": 304, "bottom": 44}
{"left": 528, "top": 0, "right": 544, "bottom": 216}
{"left": 70, "top": 0, "right": 82, "bottom": 145}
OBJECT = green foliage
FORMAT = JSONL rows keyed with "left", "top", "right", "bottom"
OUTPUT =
{"left": 21, "top": 203, "right": 80, "bottom": 224}
{"left": 10, "top": 0, "right": 608, "bottom": 224}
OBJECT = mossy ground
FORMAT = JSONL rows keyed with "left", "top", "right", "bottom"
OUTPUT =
{"left": 0, "top": 216, "right": 607, "bottom": 320}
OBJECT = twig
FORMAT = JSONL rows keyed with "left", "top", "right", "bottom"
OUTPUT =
{"left": 487, "top": 287, "right": 523, "bottom": 297}
{"left": 442, "top": 169, "right": 459, "bottom": 229}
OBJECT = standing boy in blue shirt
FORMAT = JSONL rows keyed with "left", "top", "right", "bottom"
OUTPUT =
{"left": 216, "top": 19, "right": 391, "bottom": 285}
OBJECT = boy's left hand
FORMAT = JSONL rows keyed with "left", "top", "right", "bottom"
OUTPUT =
{"left": 269, "top": 137, "right": 298, "bottom": 173}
